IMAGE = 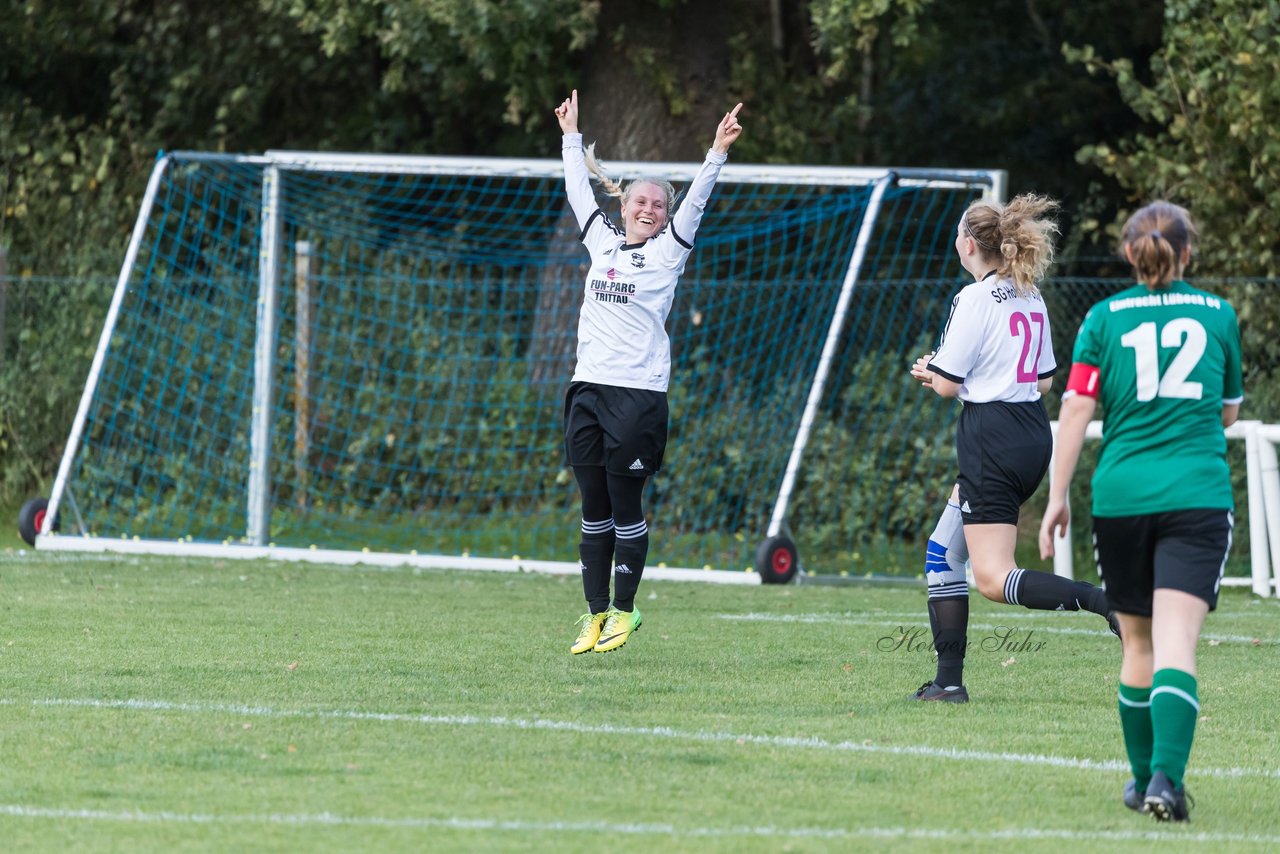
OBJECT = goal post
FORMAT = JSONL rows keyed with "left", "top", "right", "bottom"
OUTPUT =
{"left": 37, "top": 149, "right": 1003, "bottom": 582}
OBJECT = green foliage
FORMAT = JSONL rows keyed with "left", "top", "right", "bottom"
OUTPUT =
{"left": 0, "top": 277, "right": 113, "bottom": 501}
{"left": 260, "top": 0, "right": 600, "bottom": 127}
{"left": 726, "top": 0, "right": 937, "bottom": 164}
{"left": 810, "top": 0, "right": 938, "bottom": 69}
{"left": 1068, "top": 0, "right": 1280, "bottom": 276}
{"left": 0, "top": 108, "right": 146, "bottom": 274}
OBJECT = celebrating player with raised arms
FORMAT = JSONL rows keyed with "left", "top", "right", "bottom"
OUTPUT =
{"left": 1039, "top": 201, "right": 1242, "bottom": 821}
{"left": 907, "top": 194, "right": 1116, "bottom": 704}
{"left": 554, "top": 89, "right": 743, "bottom": 654}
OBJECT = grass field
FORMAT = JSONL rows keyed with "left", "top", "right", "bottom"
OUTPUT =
{"left": 1, "top": 546, "right": 1278, "bottom": 852}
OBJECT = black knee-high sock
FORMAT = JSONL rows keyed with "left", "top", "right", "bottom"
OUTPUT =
{"left": 579, "top": 519, "right": 614, "bottom": 614}
{"left": 573, "top": 465, "right": 614, "bottom": 614}
{"left": 930, "top": 597, "right": 969, "bottom": 688}
{"left": 925, "top": 501, "right": 969, "bottom": 688}
{"left": 605, "top": 471, "right": 649, "bottom": 612}
{"left": 1004, "top": 567, "right": 1109, "bottom": 615}
{"left": 611, "top": 518, "right": 648, "bottom": 611}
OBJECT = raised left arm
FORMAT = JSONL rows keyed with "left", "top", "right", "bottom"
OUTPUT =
{"left": 669, "top": 103, "right": 745, "bottom": 248}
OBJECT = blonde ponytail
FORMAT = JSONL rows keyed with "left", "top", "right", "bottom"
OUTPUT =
{"left": 582, "top": 143, "right": 624, "bottom": 200}
{"left": 963, "top": 194, "right": 1059, "bottom": 296}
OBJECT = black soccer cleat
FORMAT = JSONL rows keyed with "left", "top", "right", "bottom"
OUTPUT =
{"left": 907, "top": 681, "right": 969, "bottom": 703}
{"left": 1144, "top": 771, "right": 1193, "bottom": 822}
{"left": 1122, "top": 779, "right": 1146, "bottom": 813}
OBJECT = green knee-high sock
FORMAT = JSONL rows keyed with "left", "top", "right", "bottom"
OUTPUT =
{"left": 1150, "top": 668, "right": 1199, "bottom": 789}
{"left": 1118, "top": 683, "right": 1153, "bottom": 790}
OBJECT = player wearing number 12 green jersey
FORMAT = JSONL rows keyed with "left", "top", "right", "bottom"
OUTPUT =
{"left": 1070, "top": 280, "right": 1243, "bottom": 516}
{"left": 1040, "top": 201, "right": 1243, "bottom": 824}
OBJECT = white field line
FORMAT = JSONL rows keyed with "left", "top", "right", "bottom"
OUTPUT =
{"left": 8, "top": 697, "right": 1279, "bottom": 781}
{"left": 716, "top": 612, "right": 1279, "bottom": 646}
{"left": 0, "top": 552, "right": 144, "bottom": 565}
{"left": 813, "top": 609, "right": 1280, "bottom": 624}
{"left": 1, "top": 803, "right": 1278, "bottom": 844}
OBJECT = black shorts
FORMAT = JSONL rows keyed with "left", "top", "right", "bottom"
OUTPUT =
{"left": 1093, "top": 509, "right": 1233, "bottom": 615}
{"left": 563, "top": 381, "right": 668, "bottom": 478}
{"left": 955, "top": 400, "right": 1051, "bottom": 525}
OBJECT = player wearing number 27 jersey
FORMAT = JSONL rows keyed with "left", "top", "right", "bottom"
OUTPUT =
{"left": 1067, "top": 282, "right": 1243, "bottom": 516}
{"left": 929, "top": 271, "right": 1056, "bottom": 404}
{"left": 907, "top": 195, "right": 1116, "bottom": 706}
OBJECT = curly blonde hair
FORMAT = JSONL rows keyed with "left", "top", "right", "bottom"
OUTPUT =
{"left": 962, "top": 194, "right": 1060, "bottom": 297}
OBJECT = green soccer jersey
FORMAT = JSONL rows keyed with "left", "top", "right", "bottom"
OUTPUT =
{"left": 1071, "top": 280, "right": 1244, "bottom": 516}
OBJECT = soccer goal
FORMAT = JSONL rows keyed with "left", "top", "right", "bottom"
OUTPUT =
{"left": 34, "top": 149, "right": 1002, "bottom": 582}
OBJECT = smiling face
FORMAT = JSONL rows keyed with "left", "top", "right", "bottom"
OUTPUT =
{"left": 621, "top": 181, "right": 670, "bottom": 244}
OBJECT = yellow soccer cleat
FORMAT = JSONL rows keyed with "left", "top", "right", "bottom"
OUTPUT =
{"left": 571, "top": 612, "right": 607, "bottom": 655}
{"left": 594, "top": 607, "right": 642, "bottom": 653}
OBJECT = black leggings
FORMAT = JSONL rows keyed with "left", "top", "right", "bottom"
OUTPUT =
{"left": 573, "top": 465, "right": 646, "bottom": 527}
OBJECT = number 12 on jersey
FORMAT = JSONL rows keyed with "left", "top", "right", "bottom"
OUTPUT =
{"left": 1120, "top": 319, "right": 1206, "bottom": 401}
{"left": 1010, "top": 311, "right": 1045, "bottom": 383}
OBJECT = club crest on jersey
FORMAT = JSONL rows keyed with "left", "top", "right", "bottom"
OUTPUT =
{"left": 630, "top": 252, "right": 646, "bottom": 269}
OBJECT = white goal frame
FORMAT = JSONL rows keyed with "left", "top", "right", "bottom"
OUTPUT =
{"left": 35, "top": 149, "right": 1004, "bottom": 584}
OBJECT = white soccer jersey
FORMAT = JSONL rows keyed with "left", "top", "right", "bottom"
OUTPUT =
{"left": 928, "top": 273, "right": 1057, "bottom": 403}
{"left": 562, "top": 132, "right": 727, "bottom": 392}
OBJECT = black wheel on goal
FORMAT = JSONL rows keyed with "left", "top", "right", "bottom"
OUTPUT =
{"left": 17, "top": 497, "right": 57, "bottom": 547}
{"left": 756, "top": 535, "right": 799, "bottom": 584}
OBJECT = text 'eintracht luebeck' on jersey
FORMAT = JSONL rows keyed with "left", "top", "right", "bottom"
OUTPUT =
{"left": 1108, "top": 292, "right": 1223, "bottom": 312}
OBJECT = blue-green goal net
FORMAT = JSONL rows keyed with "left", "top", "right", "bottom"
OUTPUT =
{"left": 40, "top": 150, "right": 1001, "bottom": 578}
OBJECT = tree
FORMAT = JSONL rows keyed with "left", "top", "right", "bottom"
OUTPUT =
{"left": 0, "top": 0, "right": 1218, "bottom": 500}
{"left": 1068, "top": 0, "right": 1280, "bottom": 277}
{"left": 260, "top": 0, "right": 601, "bottom": 151}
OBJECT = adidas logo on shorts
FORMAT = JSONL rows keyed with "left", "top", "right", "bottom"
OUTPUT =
{"left": 961, "top": 501, "right": 971, "bottom": 513}
{"left": 629, "top": 459, "right": 644, "bottom": 471}
{"left": 614, "top": 563, "right": 633, "bottom": 574}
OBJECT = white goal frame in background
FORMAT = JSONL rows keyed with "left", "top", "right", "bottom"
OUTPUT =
{"left": 33, "top": 149, "right": 1005, "bottom": 585}
{"left": 1049, "top": 419, "right": 1280, "bottom": 598}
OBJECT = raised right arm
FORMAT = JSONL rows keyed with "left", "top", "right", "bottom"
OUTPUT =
{"left": 555, "top": 89, "right": 598, "bottom": 232}
{"left": 561, "top": 134, "right": 598, "bottom": 233}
